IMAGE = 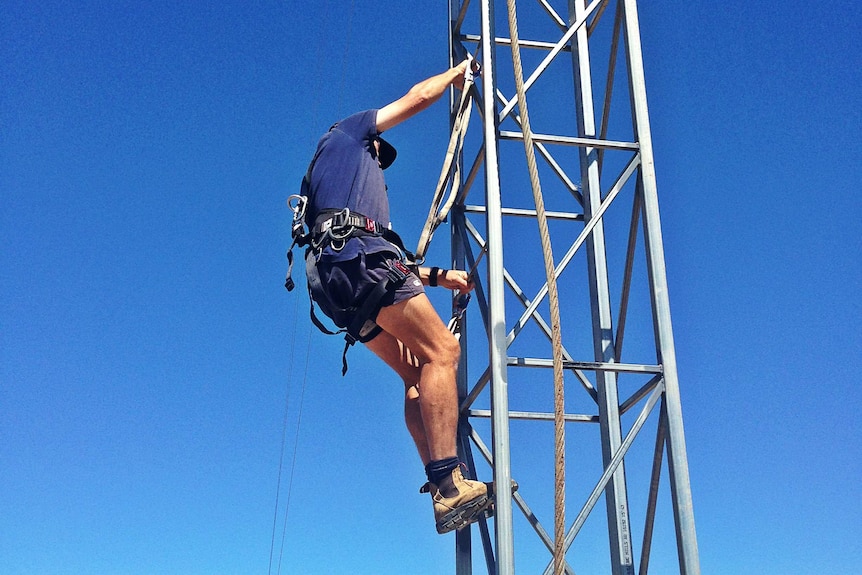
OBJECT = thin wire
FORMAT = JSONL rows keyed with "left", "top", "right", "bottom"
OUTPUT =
{"left": 306, "top": 0, "right": 330, "bottom": 145}
{"left": 275, "top": 324, "right": 312, "bottom": 575}
{"left": 267, "top": 0, "right": 346, "bottom": 569}
{"left": 268, "top": 291, "right": 301, "bottom": 575}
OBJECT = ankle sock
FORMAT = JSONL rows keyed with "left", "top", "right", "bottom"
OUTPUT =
{"left": 426, "top": 457, "right": 461, "bottom": 497}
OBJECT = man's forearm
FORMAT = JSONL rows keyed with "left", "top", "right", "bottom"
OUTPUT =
{"left": 376, "top": 61, "right": 469, "bottom": 132}
{"left": 405, "top": 66, "right": 464, "bottom": 109}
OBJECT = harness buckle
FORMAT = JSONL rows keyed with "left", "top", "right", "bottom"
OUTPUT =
{"left": 332, "top": 207, "right": 350, "bottom": 228}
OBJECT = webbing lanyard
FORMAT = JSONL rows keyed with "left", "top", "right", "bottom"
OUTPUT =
{"left": 415, "top": 55, "right": 481, "bottom": 263}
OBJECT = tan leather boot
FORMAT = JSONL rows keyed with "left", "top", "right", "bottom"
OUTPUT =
{"left": 422, "top": 466, "right": 491, "bottom": 534}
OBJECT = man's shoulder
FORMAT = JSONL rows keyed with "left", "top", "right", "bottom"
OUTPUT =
{"left": 333, "top": 110, "right": 379, "bottom": 139}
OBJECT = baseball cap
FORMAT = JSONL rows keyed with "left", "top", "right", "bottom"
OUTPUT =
{"left": 377, "top": 137, "right": 397, "bottom": 170}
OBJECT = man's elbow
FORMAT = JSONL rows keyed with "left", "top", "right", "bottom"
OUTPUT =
{"left": 407, "top": 85, "right": 435, "bottom": 109}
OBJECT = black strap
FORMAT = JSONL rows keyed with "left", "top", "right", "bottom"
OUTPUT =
{"left": 308, "top": 209, "right": 416, "bottom": 261}
{"left": 301, "top": 246, "right": 412, "bottom": 376}
{"left": 338, "top": 259, "right": 411, "bottom": 375}
{"left": 284, "top": 244, "right": 298, "bottom": 291}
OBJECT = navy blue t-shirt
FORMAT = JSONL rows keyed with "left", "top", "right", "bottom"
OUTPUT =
{"left": 303, "top": 110, "right": 396, "bottom": 260}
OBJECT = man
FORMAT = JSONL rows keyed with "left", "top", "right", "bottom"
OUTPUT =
{"left": 298, "top": 59, "right": 490, "bottom": 534}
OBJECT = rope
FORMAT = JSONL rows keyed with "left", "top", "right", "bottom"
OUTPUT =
{"left": 503, "top": 1, "right": 567, "bottom": 574}
{"left": 414, "top": 62, "right": 477, "bottom": 263}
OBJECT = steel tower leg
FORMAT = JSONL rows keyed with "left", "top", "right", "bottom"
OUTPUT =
{"left": 450, "top": 1, "right": 515, "bottom": 573}
{"left": 478, "top": 2, "right": 516, "bottom": 573}
{"left": 451, "top": 5, "right": 474, "bottom": 574}
{"left": 620, "top": 0, "right": 700, "bottom": 572}
{"left": 569, "top": 1, "right": 634, "bottom": 573}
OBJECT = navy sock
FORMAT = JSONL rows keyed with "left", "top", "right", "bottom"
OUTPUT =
{"left": 425, "top": 457, "right": 460, "bottom": 486}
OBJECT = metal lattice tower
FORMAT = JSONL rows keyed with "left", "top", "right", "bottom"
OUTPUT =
{"left": 438, "top": 1, "right": 701, "bottom": 573}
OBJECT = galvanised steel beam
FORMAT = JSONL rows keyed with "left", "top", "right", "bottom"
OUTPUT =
{"left": 620, "top": 0, "right": 701, "bottom": 571}
{"left": 477, "top": 0, "right": 516, "bottom": 571}
{"left": 569, "top": 4, "right": 635, "bottom": 572}
{"left": 450, "top": 1, "right": 515, "bottom": 574}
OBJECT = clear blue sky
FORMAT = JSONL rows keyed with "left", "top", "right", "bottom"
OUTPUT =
{"left": 2, "top": 1, "right": 860, "bottom": 574}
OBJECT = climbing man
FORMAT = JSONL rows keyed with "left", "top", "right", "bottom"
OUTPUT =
{"left": 295, "top": 59, "right": 490, "bottom": 534}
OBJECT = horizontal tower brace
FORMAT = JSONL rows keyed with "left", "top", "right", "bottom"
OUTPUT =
{"left": 465, "top": 205, "right": 584, "bottom": 220}
{"left": 499, "top": 130, "right": 639, "bottom": 151}
{"left": 462, "top": 33, "right": 573, "bottom": 52}
{"left": 469, "top": 410, "right": 599, "bottom": 423}
{"left": 507, "top": 357, "right": 662, "bottom": 374}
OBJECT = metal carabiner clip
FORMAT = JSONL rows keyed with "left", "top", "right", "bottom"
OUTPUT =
{"left": 287, "top": 194, "right": 308, "bottom": 222}
{"left": 464, "top": 53, "right": 481, "bottom": 83}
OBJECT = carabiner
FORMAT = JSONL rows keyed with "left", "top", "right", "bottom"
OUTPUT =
{"left": 287, "top": 194, "right": 308, "bottom": 222}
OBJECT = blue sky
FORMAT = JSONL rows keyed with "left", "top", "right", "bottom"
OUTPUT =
{"left": 2, "top": 1, "right": 860, "bottom": 574}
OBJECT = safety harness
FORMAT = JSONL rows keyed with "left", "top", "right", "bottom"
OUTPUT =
{"left": 284, "top": 194, "right": 418, "bottom": 375}
{"left": 285, "top": 56, "right": 479, "bottom": 375}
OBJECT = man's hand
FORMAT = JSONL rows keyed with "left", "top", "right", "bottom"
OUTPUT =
{"left": 451, "top": 57, "right": 481, "bottom": 91}
{"left": 451, "top": 60, "right": 470, "bottom": 91}
{"left": 439, "top": 269, "right": 474, "bottom": 293}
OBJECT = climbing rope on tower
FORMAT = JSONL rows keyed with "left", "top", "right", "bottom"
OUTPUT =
{"left": 503, "top": 1, "right": 568, "bottom": 573}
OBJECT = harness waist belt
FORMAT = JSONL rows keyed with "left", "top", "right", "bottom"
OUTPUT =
{"left": 313, "top": 210, "right": 385, "bottom": 237}
{"left": 308, "top": 209, "right": 417, "bottom": 265}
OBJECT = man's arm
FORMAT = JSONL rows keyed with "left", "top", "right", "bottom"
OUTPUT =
{"left": 376, "top": 60, "right": 471, "bottom": 133}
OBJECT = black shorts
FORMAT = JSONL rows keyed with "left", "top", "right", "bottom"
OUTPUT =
{"left": 307, "top": 249, "right": 425, "bottom": 342}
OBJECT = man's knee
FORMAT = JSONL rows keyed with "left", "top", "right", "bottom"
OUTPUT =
{"left": 415, "top": 329, "right": 460, "bottom": 369}
{"left": 436, "top": 331, "right": 461, "bottom": 367}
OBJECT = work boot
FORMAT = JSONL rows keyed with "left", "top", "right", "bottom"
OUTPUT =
{"left": 421, "top": 466, "right": 491, "bottom": 534}
{"left": 420, "top": 477, "right": 521, "bottom": 521}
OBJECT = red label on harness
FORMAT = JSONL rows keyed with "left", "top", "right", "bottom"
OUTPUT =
{"left": 365, "top": 219, "right": 376, "bottom": 233}
{"left": 393, "top": 260, "right": 411, "bottom": 275}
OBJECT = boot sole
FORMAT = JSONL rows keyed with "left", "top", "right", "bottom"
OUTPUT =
{"left": 436, "top": 494, "right": 491, "bottom": 534}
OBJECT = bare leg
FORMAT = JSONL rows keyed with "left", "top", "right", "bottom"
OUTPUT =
{"left": 405, "top": 384, "right": 430, "bottom": 465}
{"left": 365, "top": 297, "right": 490, "bottom": 533}
{"left": 364, "top": 331, "right": 430, "bottom": 464}
{"left": 365, "top": 293, "right": 461, "bottom": 461}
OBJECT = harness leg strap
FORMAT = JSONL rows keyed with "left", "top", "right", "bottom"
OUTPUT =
{"left": 340, "top": 260, "right": 412, "bottom": 375}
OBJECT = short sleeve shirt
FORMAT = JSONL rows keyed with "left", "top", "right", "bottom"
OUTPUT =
{"left": 303, "top": 110, "right": 396, "bottom": 261}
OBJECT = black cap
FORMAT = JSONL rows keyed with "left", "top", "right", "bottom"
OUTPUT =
{"left": 377, "top": 137, "right": 397, "bottom": 170}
